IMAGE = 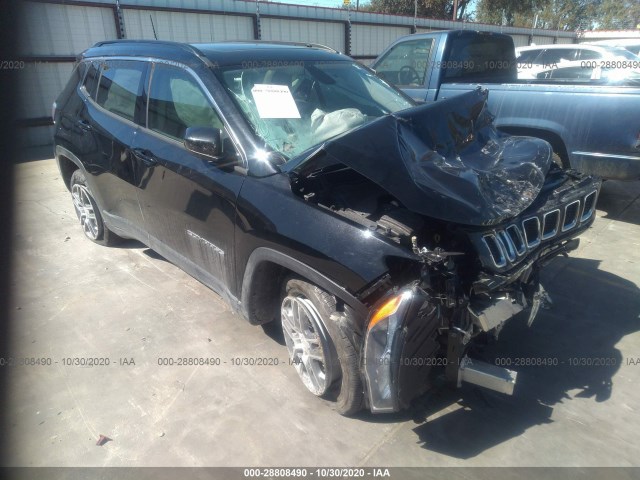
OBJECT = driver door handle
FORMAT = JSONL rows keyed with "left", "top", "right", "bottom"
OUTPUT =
{"left": 132, "top": 148, "right": 157, "bottom": 167}
{"left": 76, "top": 119, "right": 92, "bottom": 132}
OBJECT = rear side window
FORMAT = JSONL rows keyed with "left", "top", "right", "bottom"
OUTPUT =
{"left": 442, "top": 33, "right": 517, "bottom": 83}
{"left": 147, "top": 64, "right": 223, "bottom": 141}
{"left": 96, "top": 60, "right": 146, "bottom": 122}
{"left": 516, "top": 49, "right": 541, "bottom": 64}
{"left": 536, "top": 48, "right": 578, "bottom": 64}
{"left": 374, "top": 38, "right": 434, "bottom": 87}
{"left": 82, "top": 61, "right": 100, "bottom": 99}
{"left": 577, "top": 49, "right": 601, "bottom": 60}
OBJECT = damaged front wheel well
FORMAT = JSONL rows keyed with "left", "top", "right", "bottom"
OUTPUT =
{"left": 243, "top": 260, "right": 290, "bottom": 325}
{"left": 498, "top": 126, "right": 569, "bottom": 169}
{"left": 240, "top": 249, "right": 367, "bottom": 326}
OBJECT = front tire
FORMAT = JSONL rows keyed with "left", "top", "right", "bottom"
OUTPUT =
{"left": 69, "top": 169, "right": 121, "bottom": 246}
{"left": 281, "top": 278, "right": 363, "bottom": 416}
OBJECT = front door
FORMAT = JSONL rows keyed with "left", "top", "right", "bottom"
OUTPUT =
{"left": 133, "top": 62, "right": 245, "bottom": 293}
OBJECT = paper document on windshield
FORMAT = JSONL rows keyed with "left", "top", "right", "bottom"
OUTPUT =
{"left": 251, "top": 84, "right": 301, "bottom": 119}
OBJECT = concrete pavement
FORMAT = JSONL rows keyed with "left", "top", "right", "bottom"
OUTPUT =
{"left": 3, "top": 157, "right": 640, "bottom": 467}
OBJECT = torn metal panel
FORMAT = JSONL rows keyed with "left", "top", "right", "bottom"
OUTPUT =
{"left": 290, "top": 88, "right": 552, "bottom": 226}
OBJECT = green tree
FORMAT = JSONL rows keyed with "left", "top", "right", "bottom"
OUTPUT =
{"left": 363, "top": 0, "right": 473, "bottom": 21}
{"left": 536, "top": 1, "right": 602, "bottom": 31}
{"left": 475, "top": 0, "right": 538, "bottom": 27}
{"left": 596, "top": 0, "right": 640, "bottom": 30}
{"left": 475, "top": 1, "right": 603, "bottom": 30}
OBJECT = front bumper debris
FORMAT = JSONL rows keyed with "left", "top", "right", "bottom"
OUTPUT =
{"left": 457, "top": 356, "right": 517, "bottom": 395}
{"left": 363, "top": 282, "right": 536, "bottom": 412}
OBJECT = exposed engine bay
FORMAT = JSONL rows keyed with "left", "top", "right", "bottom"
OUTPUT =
{"left": 293, "top": 158, "right": 600, "bottom": 412}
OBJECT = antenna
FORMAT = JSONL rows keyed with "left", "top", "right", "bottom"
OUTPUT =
{"left": 150, "top": 14, "right": 158, "bottom": 40}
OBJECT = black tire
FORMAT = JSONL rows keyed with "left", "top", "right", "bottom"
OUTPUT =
{"left": 282, "top": 277, "right": 364, "bottom": 416}
{"left": 552, "top": 152, "right": 568, "bottom": 169}
{"left": 69, "top": 169, "right": 121, "bottom": 246}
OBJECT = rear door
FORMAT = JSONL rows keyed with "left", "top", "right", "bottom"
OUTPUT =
{"left": 80, "top": 59, "right": 148, "bottom": 239}
{"left": 132, "top": 62, "right": 245, "bottom": 293}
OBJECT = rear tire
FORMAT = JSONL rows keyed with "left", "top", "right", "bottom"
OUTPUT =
{"left": 281, "top": 277, "right": 363, "bottom": 416}
{"left": 69, "top": 169, "right": 121, "bottom": 246}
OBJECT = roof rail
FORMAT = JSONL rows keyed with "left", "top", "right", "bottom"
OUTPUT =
{"left": 89, "top": 39, "right": 216, "bottom": 66}
{"left": 201, "top": 39, "right": 339, "bottom": 54}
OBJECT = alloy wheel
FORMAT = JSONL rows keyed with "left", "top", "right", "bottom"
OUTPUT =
{"left": 71, "top": 184, "right": 99, "bottom": 240}
{"left": 281, "top": 295, "right": 335, "bottom": 396}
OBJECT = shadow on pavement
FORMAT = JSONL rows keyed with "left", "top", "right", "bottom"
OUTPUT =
{"left": 16, "top": 146, "right": 54, "bottom": 164}
{"left": 368, "top": 256, "right": 638, "bottom": 458}
{"left": 596, "top": 180, "right": 640, "bottom": 226}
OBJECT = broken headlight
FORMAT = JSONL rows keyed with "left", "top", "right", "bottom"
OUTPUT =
{"left": 363, "top": 289, "right": 414, "bottom": 413}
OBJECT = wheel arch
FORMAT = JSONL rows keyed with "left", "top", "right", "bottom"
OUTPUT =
{"left": 239, "top": 247, "right": 368, "bottom": 326}
{"left": 497, "top": 126, "right": 570, "bottom": 168}
{"left": 55, "top": 145, "right": 83, "bottom": 191}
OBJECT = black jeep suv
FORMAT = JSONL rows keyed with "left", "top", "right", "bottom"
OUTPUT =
{"left": 53, "top": 40, "right": 601, "bottom": 415}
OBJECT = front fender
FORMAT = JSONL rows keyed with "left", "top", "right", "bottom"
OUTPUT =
{"left": 234, "top": 173, "right": 417, "bottom": 320}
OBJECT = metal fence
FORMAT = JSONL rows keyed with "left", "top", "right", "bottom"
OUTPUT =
{"left": 17, "top": 0, "right": 578, "bottom": 147}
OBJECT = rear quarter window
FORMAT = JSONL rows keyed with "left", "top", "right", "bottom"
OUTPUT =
{"left": 56, "top": 62, "right": 86, "bottom": 105}
{"left": 81, "top": 61, "right": 100, "bottom": 99}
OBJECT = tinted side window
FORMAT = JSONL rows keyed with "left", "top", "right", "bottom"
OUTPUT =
{"left": 516, "top": 49, "right": 541, "bottom": 64}
{"left": 374, "top": 39, "right": 434, "bottom": 87}
{"left": 577, "top": 49, "right": 602, "bottom": 60}
{"left": 536, "top": 66, "right": 594, "bottom": 81}
{"left": 82, "top": 61, "right": 100, "bottom": 100}
{"left": 147, "top": 64, "right": 223, "bottom": 141}
{"left": 443, "top": 34, "right": 516, "bottom": 82}
{"left": 96, "top": 60, "right": 146, "bottom": 122}
{"left": 536, "top": 48, "right": 577, "bottom": 64}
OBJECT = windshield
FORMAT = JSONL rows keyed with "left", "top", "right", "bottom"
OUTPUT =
{"left": 214, "top": 60, "right": 412, "bottom": 159}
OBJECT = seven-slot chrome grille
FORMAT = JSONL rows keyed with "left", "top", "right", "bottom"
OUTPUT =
{"left": 481, "top": 190, "right": 598, "bottom": 269}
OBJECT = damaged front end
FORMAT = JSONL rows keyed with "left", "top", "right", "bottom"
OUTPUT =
{"left": 287, "top": 88, "right": 601, "bottom": 413}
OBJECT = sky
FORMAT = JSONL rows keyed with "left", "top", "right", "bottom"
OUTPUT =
{"left": 259, "top": 1, "right": 478, "bottom": 16}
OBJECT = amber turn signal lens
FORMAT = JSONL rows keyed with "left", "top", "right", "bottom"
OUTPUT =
{"left": 368, "top": 295, "right": 402, "bottom": 330}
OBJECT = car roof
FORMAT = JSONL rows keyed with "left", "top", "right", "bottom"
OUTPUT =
{"left": 81, "top": 39, "right": 349, "bottom": 67}
{"left": 516, "top": 44, "right": 617, "bottom": 52}
{"left": 587, "top": 39, "right": 640, "bottom": 47}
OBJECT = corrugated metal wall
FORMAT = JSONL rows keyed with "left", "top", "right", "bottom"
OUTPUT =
{"left": 555, "top": 36, "right": 575, "bottom": 44}
{"left": 511, "top": 34, "right": 531, "bottom": 48}
{"left": 123, "top": 9, "right": 254, "bottom": 42}
{"left": 19, "top": 2, "right": 117, "bottom": 56}
{"left": 261, "top": 18, "right": 344, "bottom": 52}
{"left": 18, "top": 0, "right": 578, "bottom": 147}
{"left": 352, "top": 24, "right": 412, "bottom": 58}
{"left": 532, "top": 35, "right": 557, "bottom": 45}
{"left": 18, "top": 63, "right": 75, "bottom": 119}
{"left": 18, "top": 1, "right": 118, "bottom": 146}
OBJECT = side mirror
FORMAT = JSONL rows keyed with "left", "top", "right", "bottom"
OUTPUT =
{"left": 184, "top": 126, "right": 222, "bottom": 160}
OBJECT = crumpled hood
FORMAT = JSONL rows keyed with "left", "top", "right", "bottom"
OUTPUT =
{"left": 291, "top": 88, "right": 552, "bottom": 226}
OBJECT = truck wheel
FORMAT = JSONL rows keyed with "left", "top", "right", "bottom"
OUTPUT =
{"left": 69, "top": 169, "right": 121, "bottom": 246}
{"left": 281, "top": 278, "right": 363, "bottom": 416}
